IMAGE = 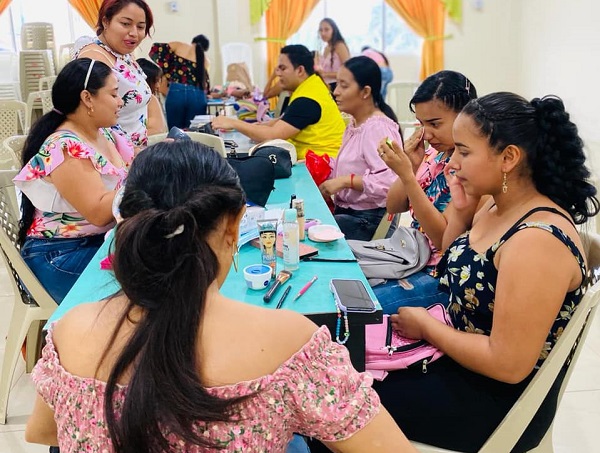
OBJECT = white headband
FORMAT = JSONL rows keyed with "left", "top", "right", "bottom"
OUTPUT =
{"left": 84, "top": 59, "right": 96, "bottom": 90}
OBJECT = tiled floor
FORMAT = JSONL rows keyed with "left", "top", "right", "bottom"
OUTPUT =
{"left": 1, "top": 262, "right": 600, "bottom": 452}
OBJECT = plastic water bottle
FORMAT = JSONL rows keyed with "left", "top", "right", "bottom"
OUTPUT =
{"left": 283, "top": 209, "right": 299, "bottom": 271}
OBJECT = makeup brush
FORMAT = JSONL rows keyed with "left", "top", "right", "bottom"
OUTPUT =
{"left": 263, "top": 270, "right": 292, "bottom": 302}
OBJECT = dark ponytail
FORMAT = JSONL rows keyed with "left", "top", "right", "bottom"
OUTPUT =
{"left": 102, "top": 141, "right": 248, "bottom": 452}
{"left": 18, "top": 58, "right": 113, "bottom": 245}
{"left": 191, "top": 35, "right": 208, "bottom": 90}
{"left": 410, "top": 70, "right": 477, "bottom": 113}
{"left": 343, "top": 56, "right": 402, "bottom": 142}
{"left": 462, "top": 92, "right": 599, "bottom": 224}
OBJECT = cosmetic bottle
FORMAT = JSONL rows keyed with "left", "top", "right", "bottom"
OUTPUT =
{"left": 283, "top": 209, "right": 299, "bottom": 271}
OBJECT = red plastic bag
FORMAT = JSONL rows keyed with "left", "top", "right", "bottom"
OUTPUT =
{"left": 305, "top": 150, "right": 335, "bottom": 212}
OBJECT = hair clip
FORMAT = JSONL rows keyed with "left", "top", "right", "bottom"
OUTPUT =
{"left": 465, "top": 78, "right": 471, "bottom": 93}
{"left": 164, "top": 224, "right": 184, "bottom": 239}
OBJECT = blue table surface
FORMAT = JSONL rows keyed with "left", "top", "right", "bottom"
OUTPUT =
{"left": 48, "top": 164, "right": 380, "bottom": 324}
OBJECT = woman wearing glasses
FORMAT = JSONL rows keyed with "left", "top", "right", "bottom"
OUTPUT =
{"left": 13, "top": 58, "right": 133, "bottom": 304}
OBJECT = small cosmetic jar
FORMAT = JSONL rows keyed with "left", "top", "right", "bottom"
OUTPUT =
{"left": 243, "top": 264, "right": 272, "bottom": 290}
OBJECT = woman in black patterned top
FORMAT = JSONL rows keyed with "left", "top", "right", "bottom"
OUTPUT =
{"left": 149, "top": 34, "right": 210, "bottom": 129}
{"left": 373, "top": 92, "right": 600, "bottom": 452}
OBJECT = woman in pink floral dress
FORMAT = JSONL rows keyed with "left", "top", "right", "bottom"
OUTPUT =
{"left": 14, "top": 58, "right": 133, "bottom": 303}
{"left": 25, "top": 141, "right": 416, "bottom": 453}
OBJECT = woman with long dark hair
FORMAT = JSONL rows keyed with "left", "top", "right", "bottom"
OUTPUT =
{"left": 74, "top": 0, "right": 154, "bottom": 149}
{"left": 13, "top": 58, "right": 132, "bottom": 304}
{"left": 318, "top": 56, "right": 402, "bottom": 240}
{"left": 373, "top": 92, "right": 599, "bottom": 451}
{"left": 25, "top": 141, "right": 417, "bottom": 453}
{"left": 149, "top": 33, "right": 210, "bottom": 130}
{"left": 316, "top": 17, "right": 350, "bottom": 91}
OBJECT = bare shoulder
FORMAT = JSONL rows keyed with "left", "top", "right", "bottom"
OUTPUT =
{"left": 77, "top": 44, "right": 115, "bottom": 66}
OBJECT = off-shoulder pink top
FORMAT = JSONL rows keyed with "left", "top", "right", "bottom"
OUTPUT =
{"left": 32, "top": 325, "right": 380, "bottom": 452}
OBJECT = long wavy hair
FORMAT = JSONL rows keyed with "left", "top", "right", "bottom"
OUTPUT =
{"left": 101, "top": 141, "right": 250, "bottom": 452}
{"left": 462, "top": 92, "right": 599, "bottom": 224}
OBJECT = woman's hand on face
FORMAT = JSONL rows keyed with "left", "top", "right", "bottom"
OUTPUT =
{"left": 319, "top": 178, "right": 345, "bottom": 198}
{"left": 390, "top": 307, "right": 430, "bottom": 340}
{"left": 443, "top": 165, "right": 479, "bottom": 212}
{"left": 378, "top": 138, "right": 416, "bottom": 181}
{"left": 403, "top": 127, "right": 426, "bottom": 166}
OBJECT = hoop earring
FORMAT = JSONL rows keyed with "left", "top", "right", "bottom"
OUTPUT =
{"left": 502, "top": 172, "right": 508, "bottom": 194}
{"left": 232, "top": 244, "right": 239, "bottom": 272}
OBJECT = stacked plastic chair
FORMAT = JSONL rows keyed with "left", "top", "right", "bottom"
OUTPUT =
{"left": 0, "top": 52, "right": 20, "bottom": 101}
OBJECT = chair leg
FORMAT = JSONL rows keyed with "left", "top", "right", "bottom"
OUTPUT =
{"left": 25, "top": 320, "right": 45, "bottom": 373}
{"left": 0, "top": 301, "right": 31, "bottom": 424}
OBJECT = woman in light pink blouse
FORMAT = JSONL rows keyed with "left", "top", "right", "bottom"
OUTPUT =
{"left": 316, "top": 18, "right": 350, "bottom": 91}
{"left": 25, "top": 141, "right": 416, "bottom": 453}
{"left": 319, "top": 56, "right": 402, "bottom": 241}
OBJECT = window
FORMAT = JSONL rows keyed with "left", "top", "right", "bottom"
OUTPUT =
{"left": 287, "top": 0, "right": 421, "bottom": 56}
{"left": 0, "top": 0, "right": 93, "bottom": 52}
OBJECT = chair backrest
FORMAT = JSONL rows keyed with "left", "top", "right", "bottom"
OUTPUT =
{"left": 0, "top": 52, "right": 19, "bottom": 83}
{"left": 0, "top": 100, "right": 27, "bottom": 143}
{"left": 38, "top": 75, "right": 57, "bottom": 91}
{"left": 3, "top": 135, "right": 27, "bottom": 166}
{"left": 221, "top": 42, "right": 254, "bottom": 86}
{"left": 0, "top": 171, "right": 57, "bottom": 313}
{"left": 146, "top": 133, "right": 227, "bottom": 157}
{"left": 386, "top": 81, "right": 419, "bottom": 128}
{"left": 57, "top": 43, "right": 75, "bottom": 71}
{"left": 476, "top": 232, "right": 600, "bottom": 452}
{"left": 19, "top": 50, "right": 56, "bottom": 102}
{"left": 37, "top": 89, "right": 54, "bottom": 114}
{"left": 21, "top": 22, "right": 56, "bottom": 51}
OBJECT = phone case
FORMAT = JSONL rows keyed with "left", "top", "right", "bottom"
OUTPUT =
{"left": 330, "top": 279, "right": 376, "bottom": 313}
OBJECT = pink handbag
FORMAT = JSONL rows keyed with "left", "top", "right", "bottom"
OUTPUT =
{"left": 365, "top": 303, "right": 453, "bottom": 380}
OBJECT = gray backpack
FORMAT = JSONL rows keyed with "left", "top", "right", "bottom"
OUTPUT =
{"left": 347, "top": 226, "right": 431, "bottom": 279}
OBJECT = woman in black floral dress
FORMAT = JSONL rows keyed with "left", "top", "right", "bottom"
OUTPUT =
{"left": 373, "top": 92, "right": 600, "bottom": 452}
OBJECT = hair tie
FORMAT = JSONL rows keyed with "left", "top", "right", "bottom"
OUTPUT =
{"left": 84, "top": 59, "right": 96, "bottom": 90}
{"left": 164, "top": 224, "right": 184, "bottom": 239}
{"left": 52, "top": 108, "right": 64, "bottom": 115}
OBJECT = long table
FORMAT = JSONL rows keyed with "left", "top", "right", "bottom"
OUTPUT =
{"left": 49, "top": 163, "right": 382, "bottom": 370}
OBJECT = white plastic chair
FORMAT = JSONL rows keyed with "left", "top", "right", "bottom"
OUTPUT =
{"left": 20, "top": 22, "right": 55, "bottom": 51}
{"left": 386, "top": 81, "right": 420, "bottom": 132}
{"left": 25, "top": 89, "right": 53, "bottom": 131}
{"left": 19, "top": 50, "right": 55, "bottom": 107}
{"left": 0, "top": 170, "right": 58, "bottom": 424}
{"left": 3, "top": 135, "right": 27, "bottom": 167}
{"left": 221, "top": 42, "right": 254, "bottom": 86}
{"left": 0, "top": 100, "right": 27, "bottom": 143}
{"left": 147, "top": 132, "right": 227, "bottom": 157}
{"left": 371, "top": 212, "right": 398, "bottom": 240}
{"left": 412, "top": 232, "right": 600, "bottom": 453}
{"left": 0, "top": 52, "right": 20, "bottom": 101}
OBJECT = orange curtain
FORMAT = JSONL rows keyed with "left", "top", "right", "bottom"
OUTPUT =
{"left": 265, "top": 0, "right": 320, "bottom": 79}
{"left": 68, "top": 0, "right": 103, "bottom": 30}
{"left": 385, "top": 0, "right": 446, "bottom": 80}
{"left": 0, "top": 0, "right": 12, "bottom": 17}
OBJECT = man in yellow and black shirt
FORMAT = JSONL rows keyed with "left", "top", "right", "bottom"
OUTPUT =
{"left": 212, "top": 45, "right": 345, "bottom": 159}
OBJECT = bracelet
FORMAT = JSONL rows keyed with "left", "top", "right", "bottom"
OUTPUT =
{"left": 350, "top": 173, "right": 355, "bottom": 190}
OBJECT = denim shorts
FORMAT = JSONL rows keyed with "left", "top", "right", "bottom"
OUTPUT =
{"left": 21, "top": 235, "right": 104, "bottom": 304}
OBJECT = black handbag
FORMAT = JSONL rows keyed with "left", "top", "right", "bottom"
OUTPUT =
{"left": 251, "top": 146, "right": 292, "bottom": 179}
{"left": 227, "top": 155, "right": 275, "bottom": 207}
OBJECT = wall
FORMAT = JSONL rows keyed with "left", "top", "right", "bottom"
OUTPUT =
{"left": 517, "top": 0, "right": 600, "bottom": 169}
{"left": 445, "top": 0, "right": 521, "bottom": 95}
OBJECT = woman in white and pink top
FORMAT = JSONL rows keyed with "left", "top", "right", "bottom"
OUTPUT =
{"left": 318, "top": 56, "right": 402, "bottom": 240}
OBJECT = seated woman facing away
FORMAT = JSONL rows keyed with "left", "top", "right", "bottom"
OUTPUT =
{"left": 24, "top": 141, "right": 417, "bottom": 453}
{"left": 13, "top": 58, "right": 133, "bottom": 304}
{"left": 373, "top": 92, "right": 599, "bottom": 452}
{"left": 374, "top": 70, "right": 477, "bottom": 313}
{"left": 319, "top": 56, "right": 401, "bottom": 241}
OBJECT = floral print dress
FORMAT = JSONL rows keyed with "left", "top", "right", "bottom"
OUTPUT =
{"left": 438, "top": 207, "right": 587, "bottom": 369}
{"left": 75, "top": 38, "right": 151, "bottom": 148}
{"left": 32, "top": 326, "right": 380, "bottom": 452}
{"left": 13, "top": 129, "right": 133, "bottom": 239}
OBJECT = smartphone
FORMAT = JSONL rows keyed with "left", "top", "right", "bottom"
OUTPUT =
{"left": 330, "top": 278, "right": 376, "bottom": 313}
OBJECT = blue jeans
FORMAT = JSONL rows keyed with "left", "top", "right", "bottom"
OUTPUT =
{"left": 165, "top": 82, "right": 208, "bottom": 130}
{"left": 380, "top": 66, "right": 394, "bottom": 100}
{"left": 21, "top": 235, "right": 104, "bottom": 304}
{"left": 334, "top": 206, "right": 387, "bottom": 241}
{"left": 372, "top": 269, "right": 449, "bottom": 314}
{"left": 287, "top": 435, "right": 311, "bottom": 452}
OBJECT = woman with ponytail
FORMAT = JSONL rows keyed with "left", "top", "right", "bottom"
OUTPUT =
{"left": 25, "top": 141, "right": 416, "bottom": 453}
{"left": 149, "top": 33, "right": 210, "bottom": 130}
{"left": 319, "top": 55, "right": 402, "bottom": 240}
{"left": 13, "top": 58, "right": 132, "bottom": 304}
{"left": 372, "top": 92, "right": 599, "bottom": 452}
